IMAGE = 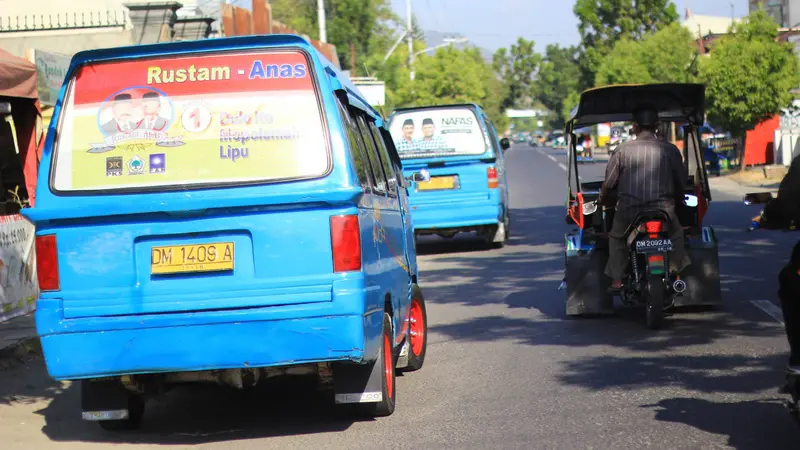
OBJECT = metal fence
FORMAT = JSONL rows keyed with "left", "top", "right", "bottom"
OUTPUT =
{"left": 0, "top": 10, "right": 129, "bottom": 33}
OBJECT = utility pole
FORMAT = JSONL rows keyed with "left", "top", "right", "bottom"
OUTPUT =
{"left": 318, "top": 0, "right": 327, "bottom": 43}
{"left": 407, "top": 0, "right": 414, "bottom": 80}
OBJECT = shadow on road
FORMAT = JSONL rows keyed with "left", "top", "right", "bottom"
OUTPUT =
{"left": 34, "top": 378, "right": 359, "bottom": 445}
{"left": 644, "top": 397, "right": 798, "bottom": 450}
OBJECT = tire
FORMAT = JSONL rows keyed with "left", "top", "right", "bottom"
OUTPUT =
{"left": 645, "top": 272, "right": 665, "bottom": 330}
{"left": 356, "top": 313, "right": 396, "bottom": 417}
{"left": 401, "top": 285, "right": 428, "bottom": 373}
{"left": 98, "top": 395, "right": 145, "bottom": 431}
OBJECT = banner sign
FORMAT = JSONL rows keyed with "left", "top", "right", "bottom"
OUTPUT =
{"left": 0, "top": 215, "right": 38, "bottom": 323}
{"left": 29, "top": 49, "right": 71, "bottom": 106}
{"left": 52, "top": 50, "right": 328, "bottom": 192}
{"left": 388, "top": 108, "right": 488, "bottom": 159}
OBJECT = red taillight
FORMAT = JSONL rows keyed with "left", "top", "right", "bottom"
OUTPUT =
{"left": 647, "top": 254, "right": 665, "bottom": 264}
{"left": 35, "top": 234, "right": 60, "bottom": 291}
{"left": 645, "top": 221, "right": 663, "bottom": 233}
{"left": 487, "top": 167, "right": 499, "bottom": 189}
{"left": 331, "top": 215, "right": 361, "bottom": 272}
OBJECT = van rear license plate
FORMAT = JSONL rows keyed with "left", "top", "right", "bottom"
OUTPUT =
{"left": 418, "top": 176, "right": 455, "bottom": 191}
{"left": 151, "top": 242, "right": 234, "bottom": 274}
{"left": 635, "top": 238, "right": 672, "bottom": 253}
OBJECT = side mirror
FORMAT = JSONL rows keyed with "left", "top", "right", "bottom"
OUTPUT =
{"left": 582, "top": 200, "right": 598, "bottom": 216}
{"left": 500, "top": 138, "right": 510, "bottom": 150}
{"left": 743, "top": 192, "right": 774, "bottom": 205}
{"left": 683, "top": 194, "right": 698, "bottom": 208}
{"left": 410, "top": 169, "right": 431, "bottom": 183}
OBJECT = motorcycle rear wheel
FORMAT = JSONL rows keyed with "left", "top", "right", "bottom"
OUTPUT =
{"left": 645, "top": 272, "right": 665, "bottom": 330}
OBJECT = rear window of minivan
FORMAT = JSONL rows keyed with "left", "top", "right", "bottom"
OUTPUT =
{"left": 388, "top": 107, "right": 489, "bottom": 160}
{"left": 51, "top": 49, "right": 329, "bottom": 192}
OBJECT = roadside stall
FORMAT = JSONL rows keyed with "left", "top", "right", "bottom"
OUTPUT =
{"left": 0, "top": 48, "right": 45, "bottom": 323}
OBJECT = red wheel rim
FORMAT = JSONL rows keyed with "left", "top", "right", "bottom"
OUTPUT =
{"left": 383, "top": 333, "right": 393, "bottom": 398}
{"left": 410, "top": 298, "right": 425, "bottom": 356}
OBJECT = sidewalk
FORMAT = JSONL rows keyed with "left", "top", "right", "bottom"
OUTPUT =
{"left": 0, "top": 312, "right": 37, "bottom": 354}
{"left": 709, "top": 170, "right": 783, "bottom": 199}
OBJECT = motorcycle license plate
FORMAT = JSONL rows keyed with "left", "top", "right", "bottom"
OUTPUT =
{"left": 635, "top": 238, "right": 673, "bottom": 253}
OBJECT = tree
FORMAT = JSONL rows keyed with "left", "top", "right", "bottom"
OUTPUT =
{"left": 493, "top": 37, "right": 541, "bottom": 111}
{"left": 574, "top": 0, "right": 679, "bottom": 88}
{"left": 536, "top": 44, "right": 581, "bottom": 129}
{"left": 701, "top": 10, "right": 800, "bottom": 143}
{"left": 594, "top": 22, "right": 698, "bottom": 86}
{"left": 389, "top": 46, "right": 508, "bottom": 130}
{"left": 269, "top": 0, "right": 396, "bottom": 76}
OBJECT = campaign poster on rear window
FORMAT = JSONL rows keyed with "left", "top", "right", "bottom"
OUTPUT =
{"left": 388, "top": 108, "right": 488, "bottom": 159}
{"left": 52, "top": 51, "right": 329, "bottom": 191}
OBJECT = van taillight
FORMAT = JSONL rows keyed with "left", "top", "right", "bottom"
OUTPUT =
{"left": 331, "top": 215, "right": 361, "bottom": 272}
{"left": 35, "top": 235, "right": 60, "bottom": 291}
{"left": 488, "top": 167, "right": 499, "bottom": 189}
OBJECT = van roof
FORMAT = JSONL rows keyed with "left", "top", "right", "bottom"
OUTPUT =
{"left": 67, "top": 34, "right": 379, "bottom": 120}
{"left": 391, "top": 103, "right": 483, "bottom": 114}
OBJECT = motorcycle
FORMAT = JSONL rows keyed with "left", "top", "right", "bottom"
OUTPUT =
{"left": 585, "top": 194, "right": 697, "bottom": 329}
{"left": 744, "top": 191, "right": 800, "bottom": 419}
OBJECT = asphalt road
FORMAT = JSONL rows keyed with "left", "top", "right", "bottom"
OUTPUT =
{"left": 2, "top": 143, "right": 800, "bottom": 449}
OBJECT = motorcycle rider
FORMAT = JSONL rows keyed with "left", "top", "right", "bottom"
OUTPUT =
{"left": 599, "top": 106, "right": 691, "bottom": 291}
{"left": 751, "top": 152, "right": 800, "bottom": 375}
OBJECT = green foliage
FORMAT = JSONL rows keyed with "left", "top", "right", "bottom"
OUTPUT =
{"left": 700, "top": 10, "right": 800, "bottom": 137}
{"left": 269, "top": 0, "right": 396, "bottom": 76}
{"left": 574, "top": 0, "right": 679, "bottom": 88}
{"left": 536, "top": 45, "right": 581, "bottom": 129}
{"left": 594, "top": 22, "right": 698, "bottom": 86}
{"left": 493, "top": 38, "right": 541, "bottom": 110}
{"left": 384, "top": 47, "right": 507, "bottom": 129}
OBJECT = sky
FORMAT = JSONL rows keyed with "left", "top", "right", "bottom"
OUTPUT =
{"left": 389, "top": 0, "right": 750, "bottom": 52}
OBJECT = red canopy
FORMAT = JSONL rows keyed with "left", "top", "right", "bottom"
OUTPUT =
{"left": 0, "top": 48, "right": 44, "bottom": 206}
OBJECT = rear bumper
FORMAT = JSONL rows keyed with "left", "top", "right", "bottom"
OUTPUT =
{"left": 411, "top": 199, "right": 501, "bottom": 231}
{"left": 36, "top": 279, "right": 383, "bottom": 380}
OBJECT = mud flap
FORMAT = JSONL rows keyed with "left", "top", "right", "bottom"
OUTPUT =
{"left": 332, "top": 352, "right": 384, "bottom": 404}
{"left": 674, "top": 227, "right": 722, "bottom": 307}
{"left": 565, "top": 246, "right": 614, "bottom": 316}
{"left": 395, "top": 339, "right": 410, "bottom": 370}
{"left": 81, "top": 379, "right": 134, "bottom": 421}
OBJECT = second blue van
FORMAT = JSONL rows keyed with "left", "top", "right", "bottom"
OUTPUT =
{"left": 388, "top": 104, "right": 511, "bottom": 247}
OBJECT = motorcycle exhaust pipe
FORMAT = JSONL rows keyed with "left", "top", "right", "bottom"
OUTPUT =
{"left": 672, "top": 279, "right": 686, "bottom": 293}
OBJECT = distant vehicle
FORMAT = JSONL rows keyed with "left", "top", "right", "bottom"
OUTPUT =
{"left": 529, "top": 132, "right": 544, "bottom": 147}
{"left": 607, "top": 126, "right": 630, "bottom": 156}
{"left": 26, "top": 34, "right": 430, "bottom": 429}
{"left": 563, "top": 83, "right": 721, "bottom": 329}
{"left": 389, "top": 104, "right": 511, "bottom": 248}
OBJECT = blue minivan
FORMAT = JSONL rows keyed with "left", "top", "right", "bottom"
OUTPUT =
{"left": 388, "top": 104, "right": 511, "bottom": 247}
{"left": 25, "top": 35, "right": 429, "bottom": 428}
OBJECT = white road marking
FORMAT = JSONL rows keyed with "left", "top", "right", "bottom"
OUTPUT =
{"left": 547, "top": 154, "right": 557, "bottom": 162}
{"left": 557, "top": 163, "right": 567, "bottom": 171}
{"left": 751, "top": 300, "right": 784, "bottom": 325}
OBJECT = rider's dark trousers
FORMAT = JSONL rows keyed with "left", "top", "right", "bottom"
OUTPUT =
{"left": 778, "top": 241, "right": 800, "bottom": 366}
{"left": 604, "top": 206, "right": 690, "bottom": 281}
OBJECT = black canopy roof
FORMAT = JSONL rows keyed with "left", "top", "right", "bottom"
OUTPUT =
{"left": 568, "top": 83, "right": 705, "bottom": 127}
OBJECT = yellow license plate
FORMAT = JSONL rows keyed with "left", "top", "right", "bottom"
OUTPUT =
{"left": 151, "top": 242, "right": 234, "bottom": 275}
{"left": 418, "top": 176, "right": 455, "bottom": 191}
